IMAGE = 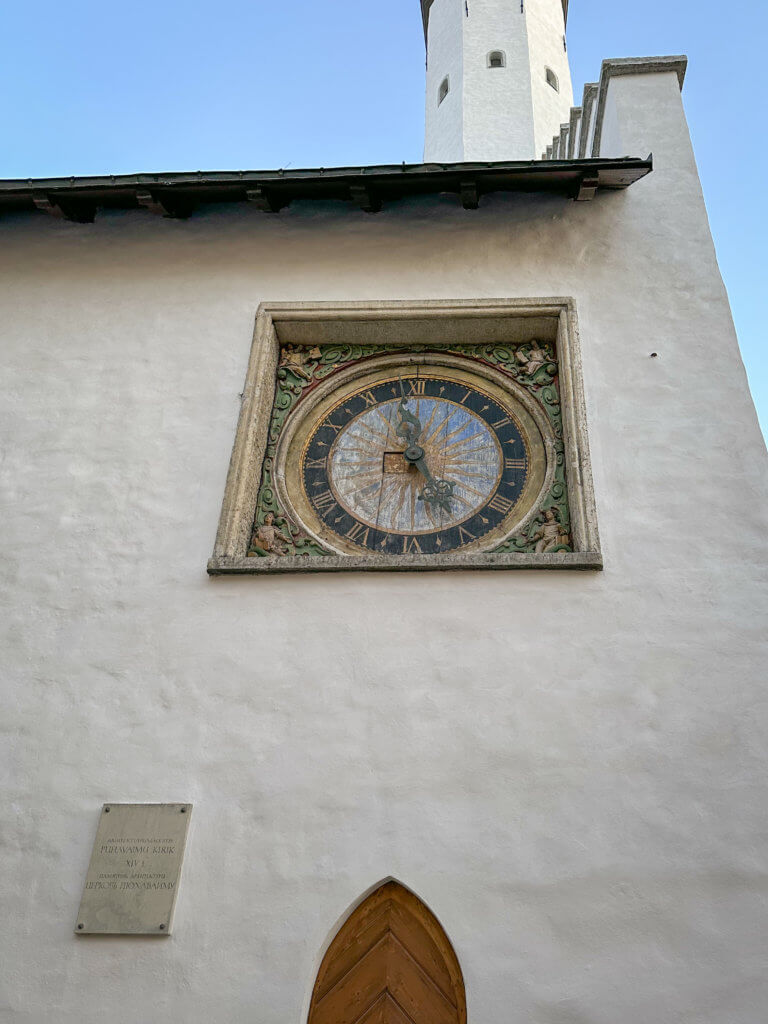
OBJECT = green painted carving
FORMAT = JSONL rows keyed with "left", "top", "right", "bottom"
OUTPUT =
{"left": 249, "top": 340, "right": 573, "bottom": 557}
{"left": 249, "top": 343, "right": 390, "bottom": 557}
{"left": 445, "top": 342, "right": 572, "bottom": 553}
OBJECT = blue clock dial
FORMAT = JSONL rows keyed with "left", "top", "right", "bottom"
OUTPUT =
{"left": 301, "top": 374, "right": 529, "bottom": 554}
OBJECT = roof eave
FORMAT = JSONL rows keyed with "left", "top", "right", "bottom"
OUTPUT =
{"left": 0, "top": 157, "right": 652, "bottom": 222}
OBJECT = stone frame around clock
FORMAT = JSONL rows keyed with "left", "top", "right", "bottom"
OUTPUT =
{"left": 208, "top": 299, "right": 602, "bottom": 574}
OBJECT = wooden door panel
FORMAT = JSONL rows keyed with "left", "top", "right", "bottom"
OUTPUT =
{"left": 357, "top": 993, "right": 419, "bottom": 1024}
{"left": 314, "top": 903, "right": 393, "bottom": 1003}
{"left": 308, "top": 882, "right": 466, "bottom": 1024}
{"left": 389, "top": 902, "right": 455, "bottom": 1001}
{"left": 312, "top": 936, "right": 389, "bottom": 1024}
{"left": 386, "top": 936, "right": 457, "bottom": 1024}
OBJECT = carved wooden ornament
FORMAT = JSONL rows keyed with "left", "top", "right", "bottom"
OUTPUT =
{"left": 308, "top": 882, "right": 467, "bottom": 1024}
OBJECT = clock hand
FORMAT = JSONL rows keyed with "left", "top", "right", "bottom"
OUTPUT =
{"left": 405, "top": 449, "right": 455, "bottom": 515}
{"left": 396, "top": 388, "right": 455, "bottom": 514}
{"left": 399, "top": 429, "right": 455, "bottom": 517}
{"left": 396, "top": 394, "right": 422, "bottom": 450}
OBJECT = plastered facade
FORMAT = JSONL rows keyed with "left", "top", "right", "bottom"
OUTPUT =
{"left": 2, "top": 70, "right": 768, "bottom": 1024}
{"left": 425, "top": 0, "right": 573, "bottom": 161}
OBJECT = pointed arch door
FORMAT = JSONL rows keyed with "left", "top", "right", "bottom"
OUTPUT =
{"left": 308, "top": 881, "right": 467, "bottom": 1024}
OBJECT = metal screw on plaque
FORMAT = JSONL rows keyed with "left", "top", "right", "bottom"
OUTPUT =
{"left": 650, "top": 352, "right": 658, "bottom": 358}
{"left": 180, "top": 808, "right": 186, "bottom": 813}
{"left": 77, "top": 924, "right": 84, "bottom": 930}
{"left": 159, "top": 924, "right": 166, "bottom": 931}
{"left": 104, "top": 807, "right": 110, "bottom": 813}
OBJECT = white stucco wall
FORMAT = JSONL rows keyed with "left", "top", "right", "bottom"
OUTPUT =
{"left": 462, "top": 0, "right": 535, "bottom": 160}
{"left": 424, "top": 0, "right": 466, "bottom": 162}
{"left": 2, "top": 72, "right": 768, "bottom": 1024}
{"left": 425, "top": 0, "right": 572, "bottom": 162}
{"left": 527, "top": 0, "right": 574, "bottom": 157}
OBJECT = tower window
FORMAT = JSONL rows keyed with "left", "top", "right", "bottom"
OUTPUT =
{"left": 438, "top": 76, "right": 450, "bottom": 105}
{"left": 546, "top": 67, "right": 559, "bottom": 91}
{"left": 487, "top": 50, "right": 506, "bottom": 68}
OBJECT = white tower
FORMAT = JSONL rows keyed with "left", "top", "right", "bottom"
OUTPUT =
{"left": 423, "top": 0, "right": 574, "bottom": 162}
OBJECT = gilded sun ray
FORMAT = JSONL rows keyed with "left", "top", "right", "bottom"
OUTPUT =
{"left": 439, "top": 418, "right": 476, "bottom": 447}
{"left": 444, "top": 431, "right": 485, "bottom": 452}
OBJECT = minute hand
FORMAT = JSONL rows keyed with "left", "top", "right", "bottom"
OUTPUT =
{"left": 403, "top": 444, "right": 455, "bottom": 515}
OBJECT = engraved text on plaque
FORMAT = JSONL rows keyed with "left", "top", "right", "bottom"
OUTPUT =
{"left": 75, "top": 803, "right": 192, "bottom": 935}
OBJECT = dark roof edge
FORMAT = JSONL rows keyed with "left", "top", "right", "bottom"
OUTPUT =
{"left": 0, "top": 157, "right": 652, "bottom": 222}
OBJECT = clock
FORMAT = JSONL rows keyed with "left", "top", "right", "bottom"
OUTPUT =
{"left": 269, "top": 352, "right": 552, "bottom": 558}
{"left": 208, "top": 299, "right": 602, "bottom": 575}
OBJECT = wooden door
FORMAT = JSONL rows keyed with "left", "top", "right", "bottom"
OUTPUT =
{"left": 308, "top": 881, "right": 466, "bottom": 1024}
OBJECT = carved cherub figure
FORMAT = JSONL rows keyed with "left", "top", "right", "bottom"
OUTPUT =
{"left": 252, "top": 513, "right": 289, "bottom": 556}
{"left": 280, "top": 344, "right": 321, "bottom": 382}
{"left": 532, "top": 507, "right": 570, "bottom": 554}
{"left": 515, "top": 341, "right": 549, "bottom": 378}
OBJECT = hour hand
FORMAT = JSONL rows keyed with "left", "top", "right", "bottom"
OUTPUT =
{"left": 403, "top": 447, "right": 455, "bottom": 514}
{"left": 419, "top": 476, "right": 455, "bottom": 514}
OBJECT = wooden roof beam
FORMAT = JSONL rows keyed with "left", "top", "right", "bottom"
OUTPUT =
{"left": 246, "top": 188, "right": 284, "bottom": 213}
{"left": 575, "top": 174, "right": 600, "bottom": 201}
{"left": 32, "top": 192, "right": 94, "bottom": 223}
{"left": 135, "top": 190, "right": 194, "bottom": 219}
{"left": 460, "top": 180, "right": 479, "bottom": 210}
{"left": 349, "top": 184, "right": 382, "bottom": 214}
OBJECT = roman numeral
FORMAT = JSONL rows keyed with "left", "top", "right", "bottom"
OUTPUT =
{"left": 492, "top": 415, "right": 511, "bottom": 429}
{"left": 313, "top": 490, "right": 337, "bottom": 514}
{"left": 323, "top": 420, "right": 342, "bottom": 434}
{"left": 407, "top": 379, "right": 426, "bottom": 396}
{"left": 457, "top": 526, "right": 476, "bottom": 545}
{"left": 305, "top": 456, "right": 326, "bottom": 470}
{"left": 360, "top": 390, "right": 377, "bottom": 407}
{"left": 488, "top": 494, "right": 514, "bottom": 515}
{"left": 504, "top": 458, "right": 526, "bottom": 470}
{"left": 460, "top": 390, "right": 472, "bottom": 404}
{"left": 402, "top": 536, "right": 422, "bottom": 554}
{"left": 345, "top": 522, "right": 371, "bottom": 545}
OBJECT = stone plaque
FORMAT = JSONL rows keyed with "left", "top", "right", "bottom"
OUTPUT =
{"left": 75, "top": 803, "right": 192, "bottom": 935}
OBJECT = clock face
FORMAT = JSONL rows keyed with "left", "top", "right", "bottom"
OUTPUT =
{"left": 276, "top": 357, "right": 549, "bottom": 557}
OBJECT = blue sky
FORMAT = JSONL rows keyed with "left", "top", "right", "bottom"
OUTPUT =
{"left": 2, "top": 0, "right": 765, "bottom": 439}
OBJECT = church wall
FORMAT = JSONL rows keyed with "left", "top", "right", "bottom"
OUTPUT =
{"left": 598, "top": 68, "right": 686, "bottom": 161}
{"left": 2, "top": 76, "right": 768, "bottom": 1023}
